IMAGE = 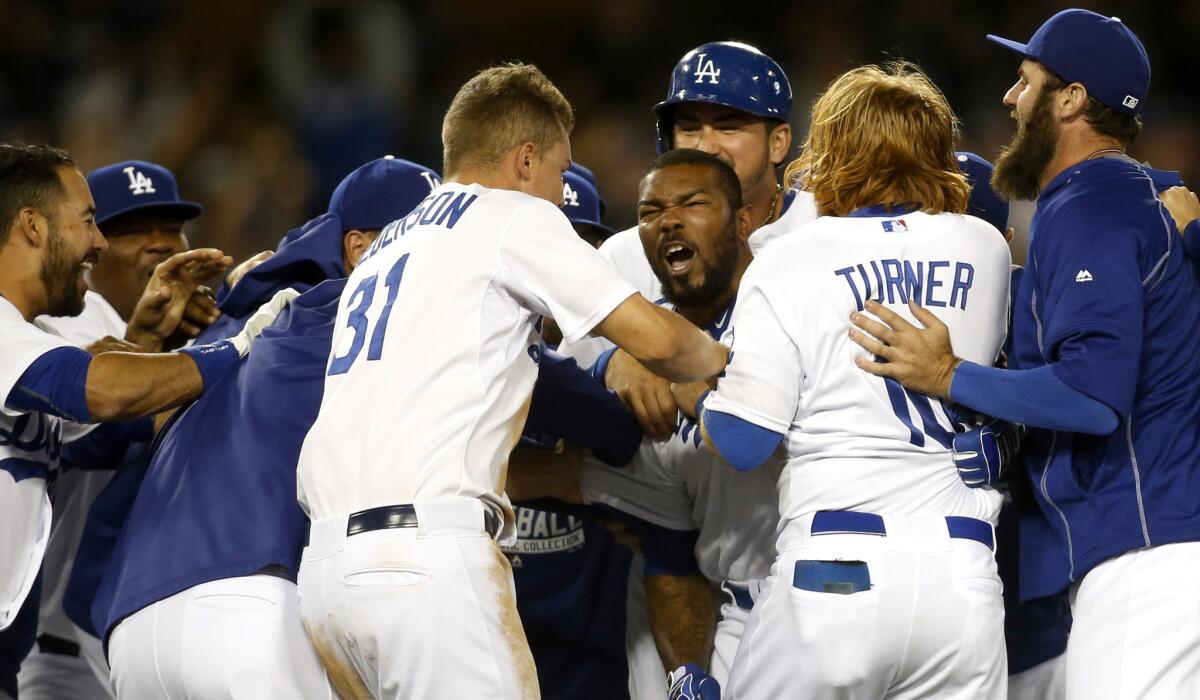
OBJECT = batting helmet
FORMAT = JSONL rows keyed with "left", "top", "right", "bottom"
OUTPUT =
{"left": 654, "top": 41, "right": 792, "bottom": 154}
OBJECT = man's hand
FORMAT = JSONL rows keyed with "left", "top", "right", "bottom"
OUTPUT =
{"left": 86, "top": 336, "right": 146, "bottom": 354}
{"left": 606, "top": 348, "right": 678, "bottom": 441}
{"left": 952, "top": 416, "right": 1026, "bottom": 488}
{"left": 670, "top": 381, "right": 709, "bottom": 421}
{"left": 174, "top": 286, "right": 221, "bottom": 339}
{"left": 228, "top": 288, "right": 299, "bottom": 357}
{"left": 505, "top": 442, "right": 584, "bottom": 503}
{"left": 126, "top": 249, "right": 232, "bottom": 350}
{"left": 848, "top": 300, "right": 961, "bottom": 399}
{"left": 1160, "top": 186, "right": 1200, "bottom": 236}
{"left": 667, "top": 664, "right": 721, "bottom": 700}
{"left": 225, "top": 250, "right": 272, "bottom": 291}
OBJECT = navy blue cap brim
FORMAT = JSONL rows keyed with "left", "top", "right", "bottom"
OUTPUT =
{"left": 986, "top": 35, "right": 1033, "bottom": 59}
{"left": 568, "top": 219, "right": 614, "bottom": 237}
{"left": 97, "top": 201, "right": 203, "bottom": 227}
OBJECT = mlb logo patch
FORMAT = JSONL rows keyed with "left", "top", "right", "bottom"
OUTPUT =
{"left": 881, "top": 219, "right": 907, "bottom": 233}
{"left": 1122, "top": 95, "right": 1139, "bottom": 109}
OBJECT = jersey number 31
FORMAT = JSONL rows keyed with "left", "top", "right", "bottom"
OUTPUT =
{"left": 327, "top": 254, "right": 409, "bottom": 375}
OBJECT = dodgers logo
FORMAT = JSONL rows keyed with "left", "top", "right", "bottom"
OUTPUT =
{"left": 123, "top": 166, "right": 156, "bottom": 195}
{"left": 418, "top": 171, "right": 441, "bottom": 192}
{"left": 562, "top": 181, "right": 580, "bottom": 207}
{"left": 694, "top": 53, "right": 721, "bottom": 85}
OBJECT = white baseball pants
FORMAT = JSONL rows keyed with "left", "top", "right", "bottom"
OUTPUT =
{"left": 727, "top": 513, "right": 1007, "bottom": 699}
{"left": 298, "top": 497, "right": 539, "bottom": 699}
{"left": 107, "top": 574, "right": 331, "bottom": 699}
{"left": 1064, "top": 541, "right": 1200, "bottom": 699}
{"left": 0, "top": 477, "right": 49, "bottom": 631}
{"left": 1009, "top": 654, "right": 1065, "bottom": 700}
{"left": 711, "top": 582, "right": 757, "bottom": 688}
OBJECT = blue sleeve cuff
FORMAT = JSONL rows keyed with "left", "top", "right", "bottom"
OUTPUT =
{"left": 702, "top": 409, "right": 785, "bottom": 472}
{"left": 1183, "top": 219, "right": 1200, "bottom": 260}
{"left": 177, "top": 340, "right": 241, "bottom": 390}
{"left": 950, "top": 361, "right": 1119, "bottom": 435}
{"left": 6, "top": 347, "right": 93, "bottom": 422}
{"left": 589, "top": 346, "right": 618, "bottom": 385}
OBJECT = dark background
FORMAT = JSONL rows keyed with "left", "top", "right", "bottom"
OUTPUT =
{"left": 2, "top": 0, "right": 1194, "bottom": 261}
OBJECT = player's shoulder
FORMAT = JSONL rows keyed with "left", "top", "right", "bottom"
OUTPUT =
{"left": 598, "top": 225, "right": 642, "bottom": 259}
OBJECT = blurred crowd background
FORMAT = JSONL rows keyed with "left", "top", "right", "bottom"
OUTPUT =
{"left": 2, "top": 0, "right": 1195, "bottom": 262}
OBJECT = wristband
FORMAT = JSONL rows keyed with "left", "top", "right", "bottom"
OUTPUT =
{"left": 177, "top": 340, "right": 240, "bottom": 390}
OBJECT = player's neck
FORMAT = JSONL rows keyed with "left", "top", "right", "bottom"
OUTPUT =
{"left": 744, "top": 177, "right": 783, "bottom": 230}
{"left": 445, "top": 169, "right": 520, "bottom": 193}
{"left": 0, "top": 257, "right": 46, "bottom": 321}
{"left": 1039, "top": 131, "right": 1125, "bottom": 191}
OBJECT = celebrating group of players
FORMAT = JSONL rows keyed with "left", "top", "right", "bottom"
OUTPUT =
{"left": 4, "top": 7, "right": 1200, "bottom": 700}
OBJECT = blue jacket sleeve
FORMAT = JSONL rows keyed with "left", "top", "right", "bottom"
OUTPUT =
{"left": 950, "top": 361, "right": 1119, "bottom": 435}
{"left": 526, "top": 348, "right": 642, "bottom": 467}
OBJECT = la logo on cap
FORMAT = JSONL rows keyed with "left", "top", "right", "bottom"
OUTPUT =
{"left": 562, "top": 181, "right": 580, "bottom": 207}
{"left": 123, "top": 166, "right": 156, "bottom": 195}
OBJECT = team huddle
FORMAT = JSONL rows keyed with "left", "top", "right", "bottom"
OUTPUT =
{"left": 4, "top": 7, "right": 1200, "bottom": 700}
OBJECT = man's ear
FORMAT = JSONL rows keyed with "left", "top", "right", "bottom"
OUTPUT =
{"left": 16, "top": 207, "right": 48, "bottom": 247}
{"left": 768, "top": 122, "right": 792, "bottom": 168}
{"left": 514, "top": 142, "right": 537, "bottom": 182}
{"left": 342, "top": 229, "right": 376, "bottom": 274}
{"left": 1059, "top": 82, "right": 1089, "bottom": 121}
{"left": 735, "top": 205, "right": 754, "bottom": 243}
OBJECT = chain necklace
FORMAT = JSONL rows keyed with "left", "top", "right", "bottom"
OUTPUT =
{"left": 1085, "top": 147, "right": 1125, "bottom": 160}
{"left": 759, "top": 184, "right": 783, "bottom": 229}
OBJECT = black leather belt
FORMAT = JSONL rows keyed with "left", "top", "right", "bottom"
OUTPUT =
{"left": 36, "top": 633, "right": 80, "bottom": 657}
{"left": 346, "top": 504, "right": 502, "bottom": 538}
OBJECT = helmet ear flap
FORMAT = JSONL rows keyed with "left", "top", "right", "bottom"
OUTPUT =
{"left": 655, "top": 105, "right": 675, "bottom": 154}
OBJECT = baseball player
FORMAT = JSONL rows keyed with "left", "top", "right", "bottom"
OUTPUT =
{"left": 295, "top": 63, "right": 727, "bottom": 699}
{"left": 19, "top": 158, "right": 209, "bottom": 700}
{"left": 561, "top": 41, "right": 816, "bottom": 373}
{"left": 580, "top": 149, "right": 780, "bottom": 698}
{"left": 693, "top": 63, "right": 1012, "bottom": 698}
{"left": 850, "top": 10, "right": 1200, "bottom": 698}
{"left": 49, "top": 156, "right": 437, "bottom": 699}
{"left": 0, "top": 143, "right": 282, "bottom": 689}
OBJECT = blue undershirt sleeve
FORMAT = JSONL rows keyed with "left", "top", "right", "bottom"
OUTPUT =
{"left": 701, "top": 409, "right": 785, "bottom": 472}
{"left": 5, "top": 347, "right": 93, "bottom": 422}
{"left": 950, "top": 361, "right": 1119, "bottom": 436}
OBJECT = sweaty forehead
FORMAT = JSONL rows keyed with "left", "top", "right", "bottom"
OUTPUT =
{"left": 640, "top": 163, "right": 719, "bottom": 201}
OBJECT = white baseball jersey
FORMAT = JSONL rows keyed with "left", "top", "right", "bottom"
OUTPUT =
{"left": 0, "top": 297, "right": 85, "bottom": 630}
{"left": 297, "top": 183, "right": 636, "bottom": 533}
{"left": 582, "top": 302, "right": 780, "bottom": 586}
{"left": 706, "top": 210, "right": 1011, "bottom": 524}
{"left": 17, "top": 293, "right": 126, "bottom": 698}
{"left": 559, "top": 188, "right": 818, "bottom": 368}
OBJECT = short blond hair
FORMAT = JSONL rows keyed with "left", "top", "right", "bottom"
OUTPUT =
{"left": 441, "top": 63, "right": 575, "bottom": 176}
{"left": 786, "top": 62, "right": 968, "bottom": 217}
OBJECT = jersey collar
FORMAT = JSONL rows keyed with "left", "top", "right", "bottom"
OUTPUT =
{"left": 845, "top": 203, "right": 921, "bottom": 218}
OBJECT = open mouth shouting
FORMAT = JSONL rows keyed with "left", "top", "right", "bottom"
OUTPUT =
{"left": 662, "top": 240, "right": 697, "bottom": 278}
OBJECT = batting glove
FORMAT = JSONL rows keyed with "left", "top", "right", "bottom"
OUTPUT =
{"left": 228, "top": 288, "right": 300, "bottom": 357}
{"left": 952, "top": 416, "right": 1025, "bottom": 487}
{"left": 667, "top": 664, "right": 721, "bottom": 700}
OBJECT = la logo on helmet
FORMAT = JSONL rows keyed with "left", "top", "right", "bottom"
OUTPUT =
{"left": 562, "top": 182, "right": 580, "bottom": 207}
{"left": 123, "top": 166, "right": 156, "bottom": 195}
{"left": 694, "top": 54, "right": 721, "bottom": 85}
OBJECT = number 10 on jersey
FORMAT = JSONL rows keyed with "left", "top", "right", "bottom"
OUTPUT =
{"left": 327, "top": 254, "right": 409, "bottom": 375}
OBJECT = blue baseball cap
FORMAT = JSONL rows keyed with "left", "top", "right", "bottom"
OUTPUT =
{"left": 987, "top": 9, "right": 1150, "bottom": 116}
{"left": 87, "top": 160, "right": 203, "bottom": 227}
{"left": 561, "top": 170, "right": 613, "bottom": 238}
{"left": 328, "top": 156, "right": 441, "bottom": 231}
{"left": 957, "top": 152, "right": 1009, "bottom": 233}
